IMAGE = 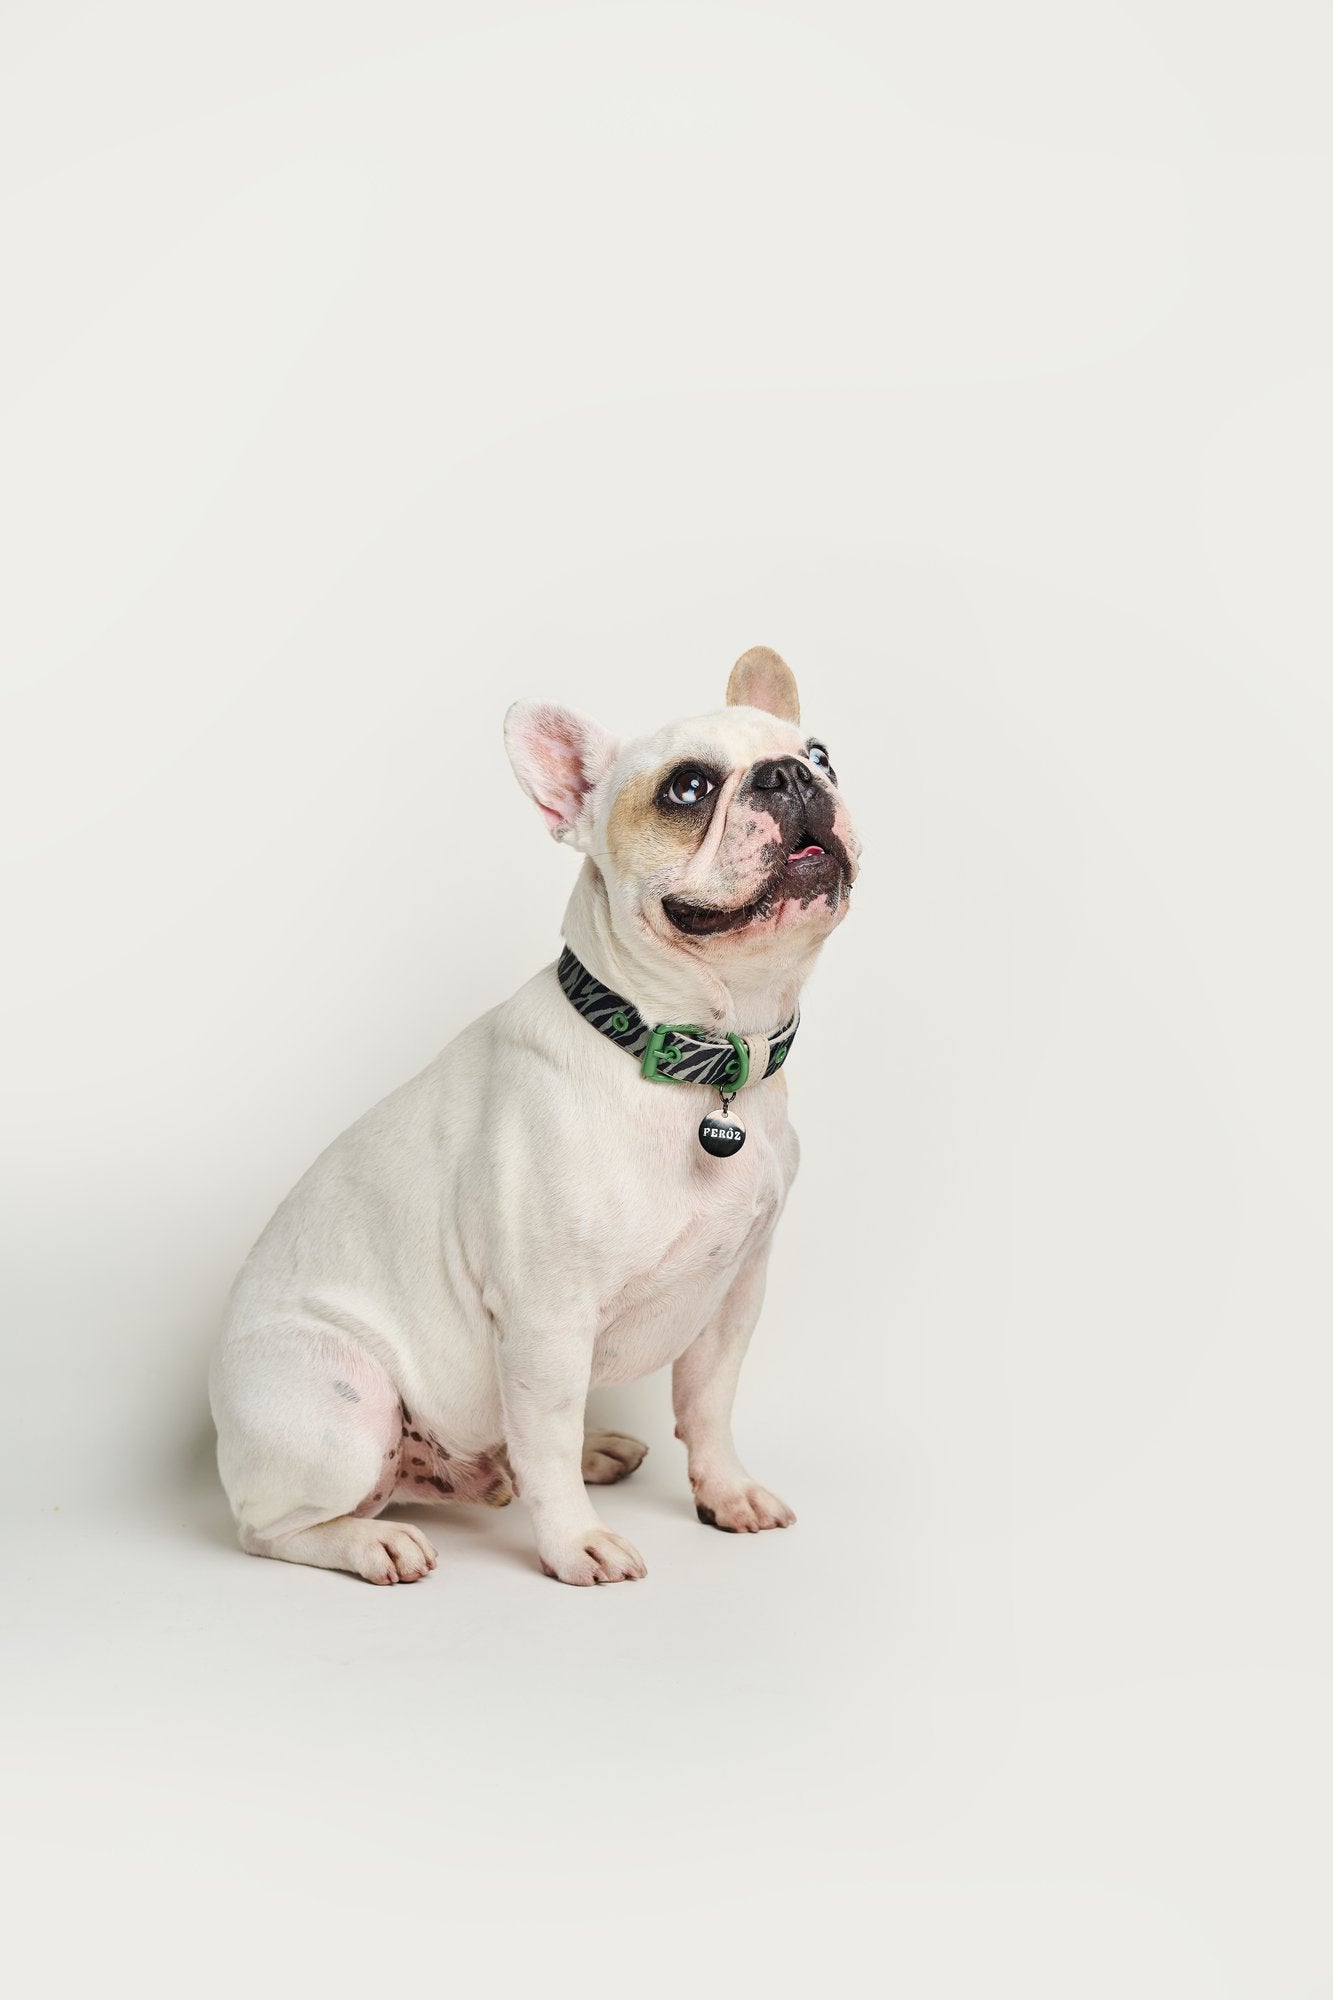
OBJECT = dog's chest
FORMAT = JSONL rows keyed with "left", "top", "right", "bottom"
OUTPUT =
{"left": 590, "top": 1133, "right": 790, "bottom": 1385}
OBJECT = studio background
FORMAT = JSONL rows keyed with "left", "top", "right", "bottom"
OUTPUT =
{"left": 3, "top": 5, "right": 1330, "bottom": 1995}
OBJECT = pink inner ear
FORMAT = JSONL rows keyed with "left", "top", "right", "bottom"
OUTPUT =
{"left": 510, "top": 706, "right": 604, "bottom": 833}
{"left": 530, "top": 733, "right": 591, "bottom": 830}
{"left": 508, "top": 700, "right": 615, "bottom": 836}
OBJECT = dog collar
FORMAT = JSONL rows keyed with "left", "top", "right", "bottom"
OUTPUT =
{"left": 556, "top": 946, "right": 797, "bottom": 1154}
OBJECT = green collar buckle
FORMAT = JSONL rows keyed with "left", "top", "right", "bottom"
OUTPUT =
{"left": 641, "top": 1022, "right": 749, "bottom": 1088}
{"left": 556, "top": 946, "right": 797, "bottom": 1093}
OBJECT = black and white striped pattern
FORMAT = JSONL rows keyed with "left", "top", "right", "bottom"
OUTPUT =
{"left": 557, "top": 946, "right": 799, "bottom": 1090}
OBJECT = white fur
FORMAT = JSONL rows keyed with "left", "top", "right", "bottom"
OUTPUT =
{"left": 210, "top": 665, "right": 859, "bottom": 1585}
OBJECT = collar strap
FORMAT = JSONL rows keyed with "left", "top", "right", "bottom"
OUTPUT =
{"left": 557, "top": 946, "right": 798, "bottom": 1090}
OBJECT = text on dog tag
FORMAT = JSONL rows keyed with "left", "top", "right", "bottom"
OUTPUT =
{"left": 698, "top": 1112, "right": 746, "bottom": 1158}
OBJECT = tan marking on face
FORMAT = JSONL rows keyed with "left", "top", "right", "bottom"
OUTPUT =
{"left": 606, "top": 769, "right": 708, "bottom": 876}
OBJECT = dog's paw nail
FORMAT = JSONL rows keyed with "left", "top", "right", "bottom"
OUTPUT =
{"left": 539, "top": 1527, "right": 647, "bottom": 1585}
{"left": 693, "top": 1485, "right": 795, "bottom": 1535}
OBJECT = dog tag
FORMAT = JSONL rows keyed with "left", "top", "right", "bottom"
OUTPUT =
{"left": 698, "top": 1110, "right": 746, "bottom": 1157}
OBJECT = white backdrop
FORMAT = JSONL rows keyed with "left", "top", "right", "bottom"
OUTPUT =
{"left": 3, "top": 5, "right": 1331, "bottom": 1996}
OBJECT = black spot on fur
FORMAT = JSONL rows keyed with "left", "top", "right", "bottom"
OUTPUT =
{"left": 331, "top": 1379, "right": 360, "bottom": 1402}
{"left": 696, "top": 1504, "right": 737, "bottom": 1533}
{"left": 430, "top": 1476, "right": 453, "bottom": 1495}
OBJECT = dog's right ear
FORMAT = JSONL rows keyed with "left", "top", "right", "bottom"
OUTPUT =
{"left": 504, "top": 702, "right": 618, "bottom": 845}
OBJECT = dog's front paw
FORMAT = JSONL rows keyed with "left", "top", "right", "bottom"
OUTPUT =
{"left": 693, "top": 1482, "right": 796, "bottom": 1534}
{"left": 538, "top": 1526, "right": 647, "bottom": 1586}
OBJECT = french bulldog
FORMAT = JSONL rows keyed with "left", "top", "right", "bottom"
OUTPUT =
{"left": 209, "top": 646, "right": 860, "bottom": 1584}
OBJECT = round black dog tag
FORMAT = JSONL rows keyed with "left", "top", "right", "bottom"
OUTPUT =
{"left": 698, "top": 1111, "right": 746, "bottom": 1158}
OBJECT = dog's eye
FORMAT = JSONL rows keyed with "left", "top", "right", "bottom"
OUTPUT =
{"left": 807, "top": 741, "right": 836, "bottom": 782}
{"left": 663, "top": 766, "right": 717, "bottom": 808}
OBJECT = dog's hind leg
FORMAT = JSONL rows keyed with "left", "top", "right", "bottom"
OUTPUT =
{"left": 581, "top": 1430, "right": 649, "bottom": 1484}
{"left": 210, "top": 1325, "right": 437, "bottom": 1585}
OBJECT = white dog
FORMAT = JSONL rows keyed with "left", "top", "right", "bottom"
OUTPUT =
{"left": 210, "top": 646, "right": 860, "bottom": 1584}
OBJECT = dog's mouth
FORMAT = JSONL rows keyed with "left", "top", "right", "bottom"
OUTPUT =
{"left": 662, "top": 832, "right": 845, "bottom": 937}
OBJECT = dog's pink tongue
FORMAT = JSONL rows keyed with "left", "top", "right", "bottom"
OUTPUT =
{"left": 789, "top": 844, "right": 824, "bottom": 860}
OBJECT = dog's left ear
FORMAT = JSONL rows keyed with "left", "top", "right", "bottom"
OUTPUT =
{"left": 504, "top": 701, "right": 618, "bottom": 845}
{"left": 726, "top": 645, "right": 800, "bottom": 724}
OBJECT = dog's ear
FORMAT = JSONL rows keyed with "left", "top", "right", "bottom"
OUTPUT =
{"left": 504, "top": 701, "right": 618, "bottom": 844}
{"left": 725, "top": 645, "right": 800, "bottom": 723}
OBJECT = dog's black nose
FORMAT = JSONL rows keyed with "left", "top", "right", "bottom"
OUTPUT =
{"left": 750, "top": 756, "right": 815, "bottom": 796}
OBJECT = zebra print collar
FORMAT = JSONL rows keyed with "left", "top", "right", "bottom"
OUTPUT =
{"left": 556, "top": 945, "right": 799, "bottom": 1092}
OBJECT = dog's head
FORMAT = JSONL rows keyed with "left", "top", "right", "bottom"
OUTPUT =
{"left": 506, "top": 648, "right": 860, "bottom": 984}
